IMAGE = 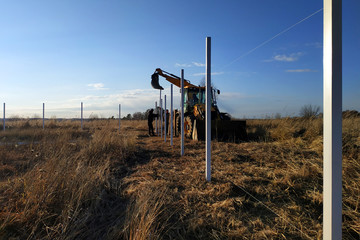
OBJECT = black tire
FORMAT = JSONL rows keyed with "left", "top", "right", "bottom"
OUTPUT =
{"left": 184, "top": 116, "right": 193, "bottom": 138}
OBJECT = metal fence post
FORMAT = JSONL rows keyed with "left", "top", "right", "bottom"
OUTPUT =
{"left": 205, "top": 37, "right": 211, "bottom": 182}
{"left": 181, "top": 69, "right": 184, "bottom": 156}
{"left": 170, "top": 84, "right": 173, "bottom": 146}
{"left": 160, "top": 90, "right": 162, "bottom": 138}
{"left": 81, "top": 102, "right": 83, "bottom": 129}
{"left": 43, "top": 103, "right": 45, "bottom": 129}
{"left": 323, "top": 0, "right": 342, "bottom": 239}
{"left": 3, "top": 103, "right": 5, "bottom": 131}
{"left": 164, "top": 95, "right": 167, "bottom": 142}
{"left": 155, "top": 101, "right": 158, "bottom": 135}
{"left": 119, "top": 104, "right": 121, "bottom": 132}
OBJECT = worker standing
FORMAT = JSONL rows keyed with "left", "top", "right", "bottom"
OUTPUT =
{"left": 148, "top": 109, "right": 158, "bottom": 136}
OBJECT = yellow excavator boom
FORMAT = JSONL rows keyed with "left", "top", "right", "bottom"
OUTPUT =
{"left": 151, "top": 68, "right": 199, "bottom": 90}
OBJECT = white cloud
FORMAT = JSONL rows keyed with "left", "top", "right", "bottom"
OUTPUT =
{"left": 62, "top": 87, "right": 182, "bottom": 117}
{"left": 285, "top": 69, "right": 317, "bottom": 73}
{"left": 175, "top": 63, "right": 192, "bottom": 67}
{"left": 193, "top": 72, "right": 224, "bottom": 76}
{"left": 175, "top": 62, "right": 206, "bottom": 67}
{"left": 265, "top": 52, "right": 304, "bottom": 62}
{"left": 87, "top": 83, "right": 108, "bottom": 90}
{"left": 192, "top": 62, "right": 205, "bottom": 67}
{"left": 32, "top": 88, "right": 179, "bottom": 118}
{"left": 274, "top": 55, "right": 297, "bottom": 62}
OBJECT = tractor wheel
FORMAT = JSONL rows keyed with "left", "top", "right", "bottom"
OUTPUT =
{"left": 174, "top": 114, "right": 180, "bottom": 136}
{"left": 184, "top": 116, "right": 193, "bottom": 138}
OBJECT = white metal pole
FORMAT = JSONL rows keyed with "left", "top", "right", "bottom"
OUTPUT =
{"left": 160, "top": 90, "right": 162, "bottom": 138}
{"left": 43, "top": 103, "right": 45, "bottom": 129}
{"left": 181, "top": 69, "right": 184, "bottom": 156}
{"left": 160, "top": 99, "right": 163, "bottom": 138}
{"left": 205, "top": 37, "right": 211, "bottom": 182}
{"left": 81, "top": 102, "right": 83, "bottom": 129}
{"left": 3, "top": 103, "right": 5, "bottom": 131}
{"left": 155, "top": 101, "right": 158, "bottom": 135}
{"left": 120, "top": 104, "right": 122, "bottom": 131}
{"left": 170, "top": 84, "right": 173, "bottom": 146}
{"left": 323, "top": 0, "right": 342, "bottom": 239}
{"left": 164, "top": 95, "right": 167, "bottom": 142}
{"left": 160, "top": 100, "right": 161, "bottom": 136}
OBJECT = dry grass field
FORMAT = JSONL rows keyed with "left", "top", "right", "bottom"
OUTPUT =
{"left": 0, "top": 116, "right": 359, "bottom": 239}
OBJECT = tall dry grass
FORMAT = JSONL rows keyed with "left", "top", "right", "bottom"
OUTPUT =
{"left": 1, "top": 116, "right": 359, "bottom": 239}
{"left": 119, "top": 116, "right": 359, "bottom": 239}
{"left": 237, "top": 116, "right": 359, "bottom": 238}
{"left": 0, "top": 120, "right": 138, "bottom": 239}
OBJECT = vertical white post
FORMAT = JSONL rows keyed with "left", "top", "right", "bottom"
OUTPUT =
{"left": 160, "top": 90, "right": 163, "bottom": 138}
{"left": 119, "top": 104, "right": 121, "bottom": 132}
{"left": 170, "top": 84, "right": 173, "bottom": 146}
{"left": 155, "top": 101, "right": 158, "bottom": 135}
{"left": 323, "top": 0, "right": 342, "bottom": 239}
{"left": 81, "top": 102, "right": 83, "bottom": 129}
{"left": 205, "top": 37, "right": 211, "bottom": 182}
{"left": 164, "top": 95, "right": 167, "bottom": 142}
{"left": 160, "top": 99, "right": 163, "bottom": 138}
{"left": 43, "top": 103, "right": 45, "bottom": 129}
{"left": 2, "top": 103, "right": 5, "bottom": 131}
{"left": 181, "top": 69, "right": 184, "bottom": 156}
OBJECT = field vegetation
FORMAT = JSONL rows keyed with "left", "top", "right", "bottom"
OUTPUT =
{"left": 0, "top": 115, "right": 359, "bottom": 239}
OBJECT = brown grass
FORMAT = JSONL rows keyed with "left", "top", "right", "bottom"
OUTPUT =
{"left": 0, "top": 117, "right": 359, "bottom": 239}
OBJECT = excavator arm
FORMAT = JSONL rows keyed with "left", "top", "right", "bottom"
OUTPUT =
{"left": 151, "top": 68, "right": 198, "bottom": 90}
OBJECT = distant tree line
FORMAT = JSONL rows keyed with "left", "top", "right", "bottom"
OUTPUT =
{"left": 122, "top": 109, "right": 150, "bottom": 120}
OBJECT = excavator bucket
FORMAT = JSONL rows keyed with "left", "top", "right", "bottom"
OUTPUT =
{"left": 151, "top": 73, "right": 164, "bottom": 90}
{"left": 194, "top": 119, "right": 247, "bottom": 142}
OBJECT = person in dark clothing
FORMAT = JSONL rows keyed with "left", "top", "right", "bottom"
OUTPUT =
{"left": 148, "top": 109, "right": 158, "bottom": 136}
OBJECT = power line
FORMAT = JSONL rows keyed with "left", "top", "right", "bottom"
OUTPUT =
{"left": 220, "top": 8, "right": 323, "bottom": 70}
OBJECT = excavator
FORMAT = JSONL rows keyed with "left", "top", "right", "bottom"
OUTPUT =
{"left": 151, "top": 68, "right": 247, "bottom": 141}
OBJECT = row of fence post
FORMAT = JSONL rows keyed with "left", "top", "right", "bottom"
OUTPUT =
{"left": 153, "top": 38, "right": 210, "bottom": 181}
{"left": 155, "top": 82, "right": 176, "bottom": 147}
{"left": 1, "top": 102, "right": 122, "bottom": 132}
{"left": 151, "top": 41, "right": 208, "bottom": 182}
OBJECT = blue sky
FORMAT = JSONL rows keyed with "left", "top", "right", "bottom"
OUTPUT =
{"left": 0, "top": 0, "right": 359, "bottom": 118}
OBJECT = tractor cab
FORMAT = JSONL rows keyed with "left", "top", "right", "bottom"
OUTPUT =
{"left": 183, "top": 87, "right": 219, "bottom": 109}
{"left": 183, "top": 87, "right": 220, "bottom": 119}
{"left": 184, "top": 87, "right": 204, "bottom": 113}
